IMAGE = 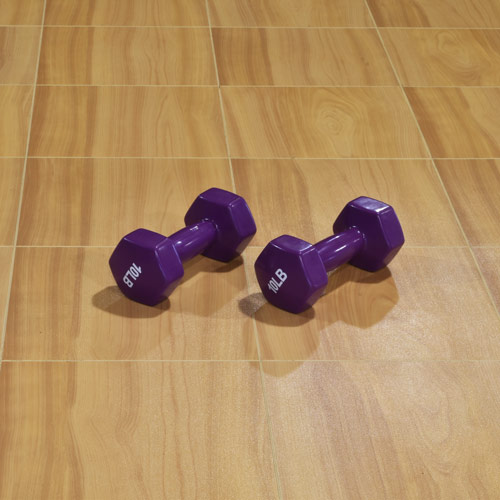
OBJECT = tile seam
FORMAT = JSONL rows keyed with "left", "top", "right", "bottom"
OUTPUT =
{"left": 0, "top": 0, "right": 48, "bottom": 372}
{"left": 363, "top": 0, "right": 500, "bottom": 322}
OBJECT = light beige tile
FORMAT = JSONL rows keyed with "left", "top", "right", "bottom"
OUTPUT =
{"left": 264, "top": 361, "right": 500, "bottom": 499}
{"left": 367, "top": 0, "right": 500, "bottom": 27}
{"left": 0, "top": 362, "right": 277, "bottom": 499}
{"left": 0, "top": 86, "right": 33, "bottom": 156}
{"left": 436, "top": 160, "right": 500, "bottom": 245}
{"left": 407, "top": 87, "right": 500, "bottom": 158}
{"left": 0, "top": 0, "right": 44, "bottom": 25}
{"left": 381, "top": 29, "right": 500, "bottom": 86}
{"left": 474, "top": 247, "right": 500, "bottom": 312}
{"left": 29, "top": 87, "right": 226, "bottom": 157}
{"left": 0, "top": 27, "right": 40, "bottom": 84}
{"left": 0, "top": 247, "right": 14, "bottom": 330}
{"left": 39, "top": 28, "right": 216, "bottom": 85}
{"left": 244, "top": 247, "right": 500, "bottom": 360}
{"left": 223, "top": 87, "right": 429, "bottom": 158}
{"left": 4, "top": 248, "right": 256, "bottom": 360}
{"left": 0, "top": 159, "right": 23, "bottom": 245}
{"left": 18, "top": 159, "right": 233, "bottom": 246}
{"left": 45, "top": 0, "right": 207, "bottom": 26}
{"left": 208, "top": 0, "right": 373, "bottom": 27}
{"left": 213, "top": 28, "right": 396, "bottom": 85}
{"left": 233, "top": 159, "right": 464, "bottom": 246}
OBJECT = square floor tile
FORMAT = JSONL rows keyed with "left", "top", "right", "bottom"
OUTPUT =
{"left": 213, "top": 28, "right": 396, "bottom": 86}
{"left": 38, "top": 27, "right": 216, "bottom": 85}
{"left": 4, "top": 248, "right": 256, "bottom": 360}
{"left": 381, "top": 29, "right": 500, "bottom": 86}
{"left": 243, "top": 247, "right": 500, "bottom": 360}
{"left": 407, "top": 87, "right": 500, "bottom": 158}
{"left": 367, "top": 0, "right": 500, "bottom": 27}
{"left": 0, "top": 27, "right": 40, "bottom": 84}
{"left": 0, "top": 86, "right": 33, "bottom": 156}
{"left": 29, "top": 86, "right": 226, "bottom": 157}
{"left": 18, "top": 158, "right": 233, "bottom": 246}
{"left": 436, "top": 160, "right": 500, "bottom": 245}
{"left": 0, "top": 159, "right": 23, "bottom": 245}
{"left": 233, "top": 159, "right": 464, "bottom": 246}
{"left": 208, "top": 0, "right": 373, "bottom": 27}
{"left": 0, "top": 0, "right": 44, "bottom": 25}
{"left": 45, "top": 0, "right": 207, "bottom": 26}
{"left": 263, "top": 361, "right": 500, "bottom": 499}
{"left": 474, "top": 247, "right": 500, "bottom": 312}
{"left": 223, "top": 87, "right": 428, "bottom": 158}
{"left": 0, "top": 362, "right": 277, "bottom": 499}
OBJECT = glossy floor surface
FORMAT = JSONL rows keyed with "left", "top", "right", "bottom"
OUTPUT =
{"left": 1, "top": 1, "right": 500, "bottom": 499}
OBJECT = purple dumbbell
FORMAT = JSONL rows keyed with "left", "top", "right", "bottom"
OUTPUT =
{"left": 109, "top": 188, "right": 256, "bottom": 306}
{"left": 254, "top": 197, "right": 404, "bottom": 314}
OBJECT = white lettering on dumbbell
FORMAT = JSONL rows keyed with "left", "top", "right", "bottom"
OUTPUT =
{"left": 123, "top": 263, "right": 142, "bottom": 288}
{"left": 268, "top": 268, "right": 287, "bottom": 294}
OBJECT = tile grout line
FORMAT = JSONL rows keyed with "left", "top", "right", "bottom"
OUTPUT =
{"left": 363, "top": 0, "right": 500, "bottom": 321}
{"left": 2, "top": 359, "right": 500, "bottom": 363}
{"left": 7, "top": 84, "right": 500, "bottom": 88}
{"left": 14, "top": 156, "right": 500, "bottom": 160}
{"left": 6, "top": 25, "right": 500, "bottom": 29}
{"left": 205, "top": 2, "right": 284, "bottom": 499}
{"left": 204, "top": 1, "right": 236, "bottom": 192}
{"left": 241, "top": 257, "right": 285, "bottom": 500}
{"left": 0, "top": 0, "right": 48, "bottom": 374}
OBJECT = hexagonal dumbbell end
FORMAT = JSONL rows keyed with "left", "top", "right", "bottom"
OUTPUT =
{"left": 184, "top": 187, "right": 256, "bottom": 262}
{"left": 109, "top": 188, "right": 256, "bottom": 306}
{"left": 109, "top": 229, "right": 184, "bottom": 306}
{"left": 255, "top": 196, "right": 404, "bottom": 313}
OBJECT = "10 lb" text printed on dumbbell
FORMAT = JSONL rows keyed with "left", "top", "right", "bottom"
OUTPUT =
{"left": 268, "top": 268, "right": 287, "bottom": 293}
{"left": 123, "top": 263, "right": 142, "bottom": 288}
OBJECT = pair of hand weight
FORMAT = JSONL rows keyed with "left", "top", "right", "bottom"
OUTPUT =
{"left": 109, "top": 188, "right": 404, "bottom": 314}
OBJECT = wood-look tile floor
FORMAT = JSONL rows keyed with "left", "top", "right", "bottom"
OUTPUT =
{"left": 1, "top": 0, "right": 499, "bottom": 498}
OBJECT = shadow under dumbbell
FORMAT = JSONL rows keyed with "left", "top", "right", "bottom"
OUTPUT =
{"left": 178, "top": 255, "right": 246, "bottom": 317}
{"left": 92, "top": 286, "right": 170, "bottom": 318}
{"left": 93, "top": 256, "right": 245, "bottom": 318}
{"left": 182, "top": 254, "right": 244, "bottom": 281}
{"left": 241, "top": 265, "right": 399, "bottom": 376}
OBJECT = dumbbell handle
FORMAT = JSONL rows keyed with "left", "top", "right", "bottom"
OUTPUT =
{"left": 313, "top": 227, "right": 364, "bottom": 273}
{"left": 169, "top": 220, "right": 217, "bottom": 262}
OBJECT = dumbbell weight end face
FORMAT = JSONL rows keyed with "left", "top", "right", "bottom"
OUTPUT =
{"left": 254, "top": 196, "right": 404, "bottom": 314}
{"left": 109, "top": 188, "right": 256, "bottom": 306}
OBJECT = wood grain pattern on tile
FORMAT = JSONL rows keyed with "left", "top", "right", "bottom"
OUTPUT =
{"left": 264, "top": 361, "right": 500, "bottom": 500}
{"left": 39, "top": 28, "right": 216, "bottom": 85}
{"left": 243, "top": 247, "right": 500, "bottom": 360}
{"left": 0, "top": 159, "right": 23, "bottom": 245}
{"left": 0, "top": 362, "right": 277, "bottom": 500}
{"left": 213, "top": 28, "right": 396, "bottom": 86}
{"left": 223, "top": 87, "right": 428, "bottom": 158}
{"left": 382, "top": 29, "right": 500, "bottom": 86}
{"left": 19, "top": 158, "right": 233, "bottom": 246}
{"left": 0, "top": 86, "right": 33, "bottom": 156}
{"left": 4, "top": 248, "right": 256, "bottom": 360}
{"left": 406, "top": 87, "right": 500, "bottom": 158}
{"left": 44, "top": 0, "right": 207, "bottom": 26}
{"left": 366, "top": 0, "right": 500, "bottom": 27}
{"left": 474, "top": 247, "right": 500, "bottom": 312}
{"left": 233, "top": 159, "right": 464, "bottom": 246}
{"left": 29, "top": 86, "right": 226, "bottom": 157}
{"left": 0, "top": 247, "right": 13, "bottom": 330}
{"left": 0, "top": 0, "right": 44, "bottom": 25}
{"left": 436, "top": 160, "right": 500, "bottom": 245}
{"left": 0, "top": 27, "right": 40, "bottom": 84}
{"left": 208, "top": 0, "right": 373, "bottom": 27}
